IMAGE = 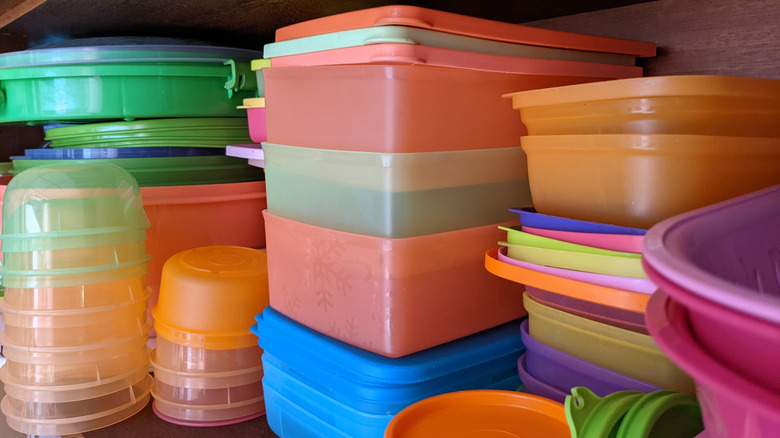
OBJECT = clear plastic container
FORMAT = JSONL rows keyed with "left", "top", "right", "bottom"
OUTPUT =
{"left": 2, "top": 275, "right": 148, "bottom": 310}
{"left": 1, "top": 373, "right": 152, "bottom": 436}
{"left": 1, "top": 365, "right": 150, "bottom": 403}
{"left": 0, "top": 261, "right": 149, "bottom": 289}
{"left": 2, "top": 241, "right": 149, "bottom": 271}
{"left": 264, "top": 211, "right": 524, "bottom": 358}
{"left": 263, "top": 142, "right": 530, "bottom": 237}
{"left": 152, "top": 374, "right": 262, "bottom": 406}
{"left": 151, "top": 392, "right": 265, "bottom": 423}
{"left": 152, "top": 246, "right": 269, "bottom": 350}
{"left": 152, "top": 336, "right": 262, "bottom": 373}
{"left": 523, "top": 293, "right": 694, "bottom": 393}
{"left": 520, "top": 134, "right": 780, "bottom": 229}
{"left": 151, "top": 360, "right": 262, "bottom": 391}
{"left": 0, "top": 331, "right": 150, "bottom": 386}
{"left": 0, "top": 289, "right": 149, "bottom": 347}
{"left": 505, "top": 75, "right": 780, "bottom": 137}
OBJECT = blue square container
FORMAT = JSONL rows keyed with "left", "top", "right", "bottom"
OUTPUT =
{"left": 251, "top": 307, "right": 526, "bottom": 437}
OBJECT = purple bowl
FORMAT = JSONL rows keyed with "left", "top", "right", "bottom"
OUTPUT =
{"left": 510, "top": 207, "right": 647, "bottom": 235}
{"left": 517, "top": 353, "right": 567, "bottom": 403}
{"left": 520, "top": 320, "right": 661, "bottom": 397}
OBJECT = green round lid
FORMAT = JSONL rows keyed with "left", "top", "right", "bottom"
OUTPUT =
{"left": 0, "top": 37, "right": 262, "bottom": 69}
{"left": 566, "top": 387, "right": 644, "bottom": 438}
{"left": 45, "top": 118, "right": 249, "bottom": 139}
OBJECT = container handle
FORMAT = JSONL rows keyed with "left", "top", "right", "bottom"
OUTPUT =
{"left": 224, "top": 59, "right": 258, "bottom": 98}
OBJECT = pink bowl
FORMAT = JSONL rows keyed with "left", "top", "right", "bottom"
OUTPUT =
{"left": 246, "top": 107, "right": 267, "bottom": 144}
{"left": 522, "top": 225, "right": 643, "bottom": 253}
{"left": 645, "top": 290, "right": 780, "bottom": 438}
{"left": 644, "top": 261, "right": 780, "bottom": 392}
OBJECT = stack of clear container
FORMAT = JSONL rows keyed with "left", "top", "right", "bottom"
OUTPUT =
{"left": 0, "top": 163, "right": 153, "bottom": 435}
{"left": 150, "top": 245, "right": 268, "bottom": 426}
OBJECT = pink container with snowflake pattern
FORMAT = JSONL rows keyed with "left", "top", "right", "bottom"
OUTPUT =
{"left": 263, "top": 210, "right": 526, "bottom": 358}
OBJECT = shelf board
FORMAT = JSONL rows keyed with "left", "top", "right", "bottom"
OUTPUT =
{"left": 0, "top": 0, "right": 654, "bottom": 48}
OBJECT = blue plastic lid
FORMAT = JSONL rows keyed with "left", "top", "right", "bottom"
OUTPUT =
{"left": 20, "top": 147, "right": 224, "bottom": 160}
{"left": 251, "top": 307, "right": 525, "bottom": 391}
{"left": 511, "top": 207, "right": 647, "bottom": 235}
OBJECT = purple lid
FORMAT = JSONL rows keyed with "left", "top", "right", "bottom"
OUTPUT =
{"left": 517, "top": 353, "right": 567, "bottom": 403}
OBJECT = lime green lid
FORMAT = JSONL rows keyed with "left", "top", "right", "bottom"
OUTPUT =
{"left": 566, "top": 387, "right": 644, "bottom": 438}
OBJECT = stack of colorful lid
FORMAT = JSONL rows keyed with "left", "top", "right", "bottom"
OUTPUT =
{"left": 0, "top": 37, "right": 270, "bottom": 336}
{"left": 643, "top": 185, "right": 780, "bottom": 438}
{"left": 244, "top": 5, "right": 656, "bottom": 437}
{"left": 150, "top": 246, "right": 268, "bottom": 426}
{"left": 0, "top": 163, "right": 152, "bottom": 435}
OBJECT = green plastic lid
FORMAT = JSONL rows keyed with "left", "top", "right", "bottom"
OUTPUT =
{"left": 616, "top": 391, "right": 703, "bottom": 438}
{"left": 566, "top": 387, "right": 644, "bottom": 438}
{"left": 45, "top": 118, "right": 250, "bottom": 140}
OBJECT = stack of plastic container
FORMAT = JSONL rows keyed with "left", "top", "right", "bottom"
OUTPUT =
{"left": 0, "top": 38, "right": 270, "bottom": 337}
{"left": 247, "top": 5, "right": 657, "bottom": 437}
{"left": 643, "top": 185, "right": 780, "bottom": 438}
{"left": 0, "top": 163, "right": 153, "bottom": 435}
{"left": 150, "top": 246, "right": 268, "bottom": 426}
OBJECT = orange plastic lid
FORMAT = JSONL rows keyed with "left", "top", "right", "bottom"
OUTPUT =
{"left": 485, "top": 247, "right": 649, "bottom": 313}
{"left": 385, "top": 390, "right": 569, "bottom": 438}
{"left": 505, "top": 75, "right": 780, "bottom": 108}
{"left": 270, "top": 43, "right": 642, "bottom": 78}
{"left": 275, "top": 5, "right": 656, "bottom": 57}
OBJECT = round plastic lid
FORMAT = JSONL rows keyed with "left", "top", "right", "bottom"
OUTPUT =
{"left": 0, "top": 37, "right": 262, "bottom": 68}
{"left": 565, "top": 387, "right": 643, "bottom": 438}
{"left": 45, "top": 118, "right": 249, "bottom": 139}
{"left": 385, "top": 390, "right": 569, "bottom": 438}
{"left": 22, "top": 147, "right": 224, "bottom": 160}
{"left": 511, "top": 207, "right": 647, "bottom": 236}
{"left": 178, "top": 245, "right": 268, "bottom": 277}
{"left": 616, "top": 390, "right": 702, "bottom": 438}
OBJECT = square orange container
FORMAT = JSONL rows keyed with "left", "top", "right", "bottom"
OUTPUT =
{"left": 263, "top": 64, "right": 630, "bottom": 153}
{"left": 263, "top": 211, "right": 525, "bottom": 358}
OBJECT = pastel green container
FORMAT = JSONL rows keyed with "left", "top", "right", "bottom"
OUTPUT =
{"left": 45, "top": 118, "right": 251, "bottom": 148}
{"left": 11, "top": 156, "right": 263, "bottom": 187}
{"left": 0, "top": 43, "right": 261, "bottom": 124}
{"left": 262, "top": 142, "right": 531, "bottom": 238}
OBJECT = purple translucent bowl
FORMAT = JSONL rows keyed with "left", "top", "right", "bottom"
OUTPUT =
{"left": 517, "top": 353, "right": 567, "bottom": 403}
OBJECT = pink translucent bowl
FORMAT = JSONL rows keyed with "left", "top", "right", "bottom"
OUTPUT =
{"left": 646, "top": 290, "right": 780, "bottom": 438}
{"left": 522, "top": 225, "right": 643, "bottom": 253}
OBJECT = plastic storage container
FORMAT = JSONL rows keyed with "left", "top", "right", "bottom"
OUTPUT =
{"left": 385, "top": 390, "right": 570, "bottom": 438}
{"left": 504, "top": 75, "right": 780, "bottom": 137}
{"left": 152, "top": 246, "right": 269, "bottom": 350}
{"left": 511, "top": 207, "right": 647, "bottom": 236}
{"left": 523, "top": 292, "right": 694, "bottom": 393}
{"left": 264, "top": 25, "right": 637, "bottom": 66}
{"left": 253, "top": 307, "right": 526, "bottom": 438}
{"left": 520, "top": 320, "right": 660, "bottom": 399}
{"left": 2, "top": 276, "right": 148, "bottom": 311}
{"left": 521, "top": 225, "right": 644, "bottom": 253}
{"left": 274, "top": 5, "right": 656, "bottom": 58}
{"left": 520, "top": 134, "right": 780, "bottom": 229}
{"left": 485, "top": 247, "right": 650, "bottom": 314}
{"left": 238, "top": 98, "right": 267, "bottom": 144}
{"left": 152, "top": 336, "right": 262, "bottom": 374}
{"left": 264, "top": 211, "right": 525, "bottom": 357}
{"left": 646, "top": 291, "right": 780, "bottom": 438}
{"left": 263, "top": 142, "right": 530, "bottom": 238}
{"left": 0, "top": 42, "right": 261, "bottom": 123}
{"left": 263, "top": 64, "right": 632, "bottom": 153}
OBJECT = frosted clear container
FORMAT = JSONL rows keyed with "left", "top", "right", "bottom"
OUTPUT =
{"left": 263, "top": 142, "right": 531, "bottom": 238}
{"left": 151, "top": 393, "right": 265, "bottom": 423}
{"left": 0, "top": 289, "right": 149, "bottom": 347}
{"left": 0, "top": 331, "right": 150, "bottom": 386}
{"left": 2, "top": 275, "right": 147, "bottom": 310}
{"left": 1, "top": 366, "right": 150, "bottom": 403}
{"left": 1, "top": 373, "right": 151, "bottom": 436}
{"left": 2, "top": 241, "right": 149, "bottom": 271}
{"left": 152, "top": 336, "right": 262, "bottom": 373}
{"left": 152, "top": 371, "right": 263, "bottom": 406}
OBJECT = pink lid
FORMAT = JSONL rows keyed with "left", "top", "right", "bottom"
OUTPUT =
{"left": 275, "top": 5, "right": 656, "bottom": 57}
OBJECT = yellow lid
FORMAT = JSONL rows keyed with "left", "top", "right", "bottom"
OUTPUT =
{"left": 251, "top": 58, "right": 271, "bottom": 71}
{"left": 237, "top": 97, "right": 265, "bottom": 109}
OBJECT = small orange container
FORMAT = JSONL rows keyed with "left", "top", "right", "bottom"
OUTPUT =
{"left": 505, "top": 75, "right": 780, "bottom": 137}
{"left": 152, "top": 246, "right": 269, "bottom": 350}
{"left": 263, "top": 210, "right": 525, "bottom": 358}
{"left": 263, "top": 64, "right": 629, "bottom": 153}
{"left": 384, "top": 390, "right": 570, "bottom": 438}
{"left": 521, "top": 134, "right": 780, "bottom": 229}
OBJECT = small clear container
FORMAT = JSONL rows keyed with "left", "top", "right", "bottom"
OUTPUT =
{"left": 0, "top": 289, "right": 149, "bottom": 347}
{"left": 153, "top": 336, "right": 262, "bottom": 373}
{"left": 152, "top": 374, "right": 262, "bottom": 406}
{"left": 2, "top": 241, "right": 149, "bottom": 271}
{"left": 151, "top": 391, "right": 265, "bottom": 423}
{"left": 0, "top": 331, "right": 150, "bottom": 386}
{"left": 0, "top": 261, "right": 149, "bottom": 289}
{"left": 2, "top": 275, "right": 147, "bottom": 311}
{"left": 1, "top": 373, "right": 152, "bottom": 436}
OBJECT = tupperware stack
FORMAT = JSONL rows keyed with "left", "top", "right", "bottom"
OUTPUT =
{"left": 246, "top": 5, "right": 658, "bottom": 437}
{"left": 149, "top": 246, "right": 268, "bottom": 426}
{"left": 0, "top": 37, "right": 271, "bottom": 335}
{"left": 488, "top": 75, "right": 780, "bottom": 436}
{"left": 0, "top": 163, "right": 153, "bottom": 435}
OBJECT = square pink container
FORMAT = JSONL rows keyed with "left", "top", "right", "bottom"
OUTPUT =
{"left": 263, "top": 211, "right": 525, "bottom": 357}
